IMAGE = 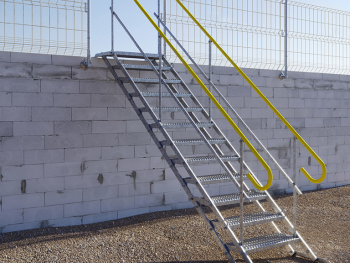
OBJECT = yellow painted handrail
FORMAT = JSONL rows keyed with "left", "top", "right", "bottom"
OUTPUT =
{"left": 134, "top": 0, "right": 273, "bottom": 191}
{"left": 175, "top": 0, "right": 326, "bottom": 184}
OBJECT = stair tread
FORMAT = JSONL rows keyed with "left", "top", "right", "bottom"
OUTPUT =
{"left": 132, "top": 78, "right": 182, "bottom": 84}
{"left": 211, "top": 190, "right": 267, "bottom": 206}
{"left": 174, "top": 139, "right": 226, "bottom": 145}
{"left": 197, "top": 173, "right": 246, "bottom": 182}
{"left": 228, "top": 233, "right": 300, "bottom": 254}
{"left": 186, "top": 155, "right": 239, "bottom": 163}
{"left": 224, "top": 211, "right": 284, "bottom": 228}
{"left": 95, "top": 51, "right": 159, "bottom": 59}
{"left": 121, "top": 64, "right": 172, "bottom": 71}
{"left": 151, "top": 107, "right": 202, "bottom": 112}
{"left": 161, "top": 122, "right": 214, "bottom": 128}
{"left": 140, "top": 92, "right": 191, "bottom": 98}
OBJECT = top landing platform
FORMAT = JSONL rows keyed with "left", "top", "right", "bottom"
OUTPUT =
{"left": 95, "top": 51, "right": 160, "bottom": 59}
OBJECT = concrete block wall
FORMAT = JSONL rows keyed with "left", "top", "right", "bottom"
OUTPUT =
{"left": 0, "top": 50, "right": 349, "bottom": 233}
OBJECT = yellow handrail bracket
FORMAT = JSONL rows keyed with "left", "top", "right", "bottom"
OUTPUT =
{"left": 175, "top": 0, "right": 326, "bottom": 185}
{"left": 134, "top": 0, "right": 273, "bottom": 191}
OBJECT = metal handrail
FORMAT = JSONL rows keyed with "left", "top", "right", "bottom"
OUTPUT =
{"left": 153, "top": 12, "right": 302, "bottom": 195}
{"left": 176, "top": 0, "right": 326, "bottom": 185}
{"left": 134, "top": 0, "right": 273, "bottom": 191}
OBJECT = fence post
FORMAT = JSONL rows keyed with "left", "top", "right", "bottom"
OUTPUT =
{"left": 284, "top": 0, "right": 288, "bottom": 78}
{"left": 80, "top": 0, "right": 91, "bottom": 69}
{"left": 111, "top": 0, "right": 114, "bottom": 52}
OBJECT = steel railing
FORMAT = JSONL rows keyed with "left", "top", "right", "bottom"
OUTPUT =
{"left": 153, "top": 11, "right": 302, "bottom": 195}
{"left": 134, "top": 0, "right": 273, "bottom": 191}
{"left": 176, "top": 0, "right": 327, "bottom": 185}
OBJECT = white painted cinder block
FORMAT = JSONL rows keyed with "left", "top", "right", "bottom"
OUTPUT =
{"left": 0, "top": 62, "right": 32, "bottom": 78}
{"left": 1, "top": 107, "right": 31, "bottom": 121}
{"left": 13, "top": 122, "right": 53, "bottom": 136}
{"left": 45, "top": 189, "right": 82, "bottom": 206}
{"left": 26, "top": 177, "right": 64, "bottom": 194}
{"left": 13, "top": 93, "right": 53, "bottom": 107}
{"left": 41, "top": 79, "right": 80, "bottom": 94}
{"left": 118, "top": 182, "right": 150, "bottom": 198}
{"left": 64, "top": 147, "right": 102, "bottom": 162}
{"left": 11, "top": 52, "right": 51, "bottom": 64}
{"left": 82, "top": 185, "right": 119, "bottom": 202}
{"left": 82, "top": 211, "right": 119, "bottom": 225}
{"left": 135, "top": 193, "right": 164, "bottom": 209}
{"left": 2, "top": 164, "right": 43, "bottom": 181}
{"left": 23, "top": 205, "right": 64, "bottom": 223}
{"left": 64, "top": 200, "right": 100, "bottom": 218}
{"left": 54, "top": 94, "right": 90, "bottom": 107}
{"left": 44, "top": 134, "right": 82, "bottom": 149}
{"left": 118, "top": 158, "right": 150, "bottom": 172}
{"left": 72, "top": 108, "right": 108, "bottom": 121}
{"left": 2, "top": 193, "right": 44, "bottom": 211}
{"left": 32, "top": 107, "right": 71, "bottom": 121}
{"left": 100, "top": 196, "right": 135, "bottom": 213}
{"left": 0, "top": 209, "right": 24, "bottom": 227}
{"left": 24, "top": 149, "right": 64, "bottom": 164}
{"left": 118, "top": 207, "right": 150, "bottom": 219}
{"left": 44, "top": 162, "right": 82, "bottom": 178}
{"left": 0, "top": 151, "right": 24, "bottom": 166}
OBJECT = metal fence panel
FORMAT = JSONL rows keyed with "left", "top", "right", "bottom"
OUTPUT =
{"left": 166, "top": 0, "right": 350, "bottom": 74}
{"left": 0, "top": 0, "right": 88, "bottom": 56}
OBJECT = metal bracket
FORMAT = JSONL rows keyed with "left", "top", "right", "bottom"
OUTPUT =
{"left": 80, "top": 58, "right": 89, "bottom": 70}
{"left": 279, "top": 71, "right": 286, "bottom": 80}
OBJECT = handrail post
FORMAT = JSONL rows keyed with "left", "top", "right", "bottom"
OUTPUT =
{"left": 163, "top": 0, "right": 167, "bottom": 59}
{"left": 293, "top": 136, "right": 297, "bottom": 237}
{"left": 240, "top": 139, "right": 244, "bottom": 245}
{"left": 111, "top": 0, "right": 114, "bottom": 52}
{"left": 209, "top": 40, "right": 212, "bottom": 121}
{"left": 158, "top": 0, "right": 162, "bottom": 122}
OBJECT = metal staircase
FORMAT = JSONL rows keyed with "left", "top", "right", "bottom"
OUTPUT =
{"left": 94, "top": 1, "right": 330, "bottom": 262}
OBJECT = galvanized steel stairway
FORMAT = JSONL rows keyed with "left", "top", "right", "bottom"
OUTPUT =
{"left": 94, "top": 5, "right": 330, "bottom": 263}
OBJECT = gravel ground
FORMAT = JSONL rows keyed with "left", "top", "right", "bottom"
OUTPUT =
{"left": 0, "top": 185, "right": 349, "bottom": 263}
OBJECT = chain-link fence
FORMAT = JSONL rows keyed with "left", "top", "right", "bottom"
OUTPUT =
{"left": 165, "top": 0, "right": 350, "bottom": 75}
{"left": 0, "top": 0, "right": 88, "bottom": 56}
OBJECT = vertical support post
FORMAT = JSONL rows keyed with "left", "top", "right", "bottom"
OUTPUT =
{"left": 163, "top": 0, "right": 167, "bottom": 59}
{"left": 209, "top": 40, "right": 212, "bottom": 121}
{"left": 284, "top": 0, "right": 288, "bottom": 78}
{"left": 293, "top": 136, "right": 297, "bottom": 237}
{"left": 111, "top": 0, "right": 114, "bottom": 52}
{"left": 87, "top": 0, "right": 91, "bottom": 67}
{"left": 240, "top": 139, "right": 244, "bottom": 246}
{"left": 158, "top": 0, "right": 162, "bottom": 122}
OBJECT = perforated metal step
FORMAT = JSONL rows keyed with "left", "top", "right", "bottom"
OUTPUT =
{"left": 211, "top": 190, "right": 267, "bottom": 206}
{"left": 95, "top": 51, "right": 159, "bottom": 59}
{"left": 139, "top": 92, "right": 191, "bottom": 98}
{"left": 131, "top": 78, "right": 182, "bottom": 84}
{"left": 223, "top": 211, "right": 284, "bottom": 229}
{"left": 149, "top": 107, "right": 202, "bottom": 112}
{"left": 173, "top": 138, "right": 226, "bottom": 146}
{"left": 185, "top": 173, "right": 247, "bottom": 185}
{"left": 227, "top": 233, "right": 300, "bottom": 254}
{"left": 151, "top": 122, "right": 214, "bottom": 129}
{"left": 114, "top": 64, "right": 172, "bottom": 71}
{"left": 173, "top": 155, "right": 239, "bottom": 165}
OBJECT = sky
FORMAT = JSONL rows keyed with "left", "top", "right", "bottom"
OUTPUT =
{"left": 90, "top": 0, "right": 350, "bottom": 56}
